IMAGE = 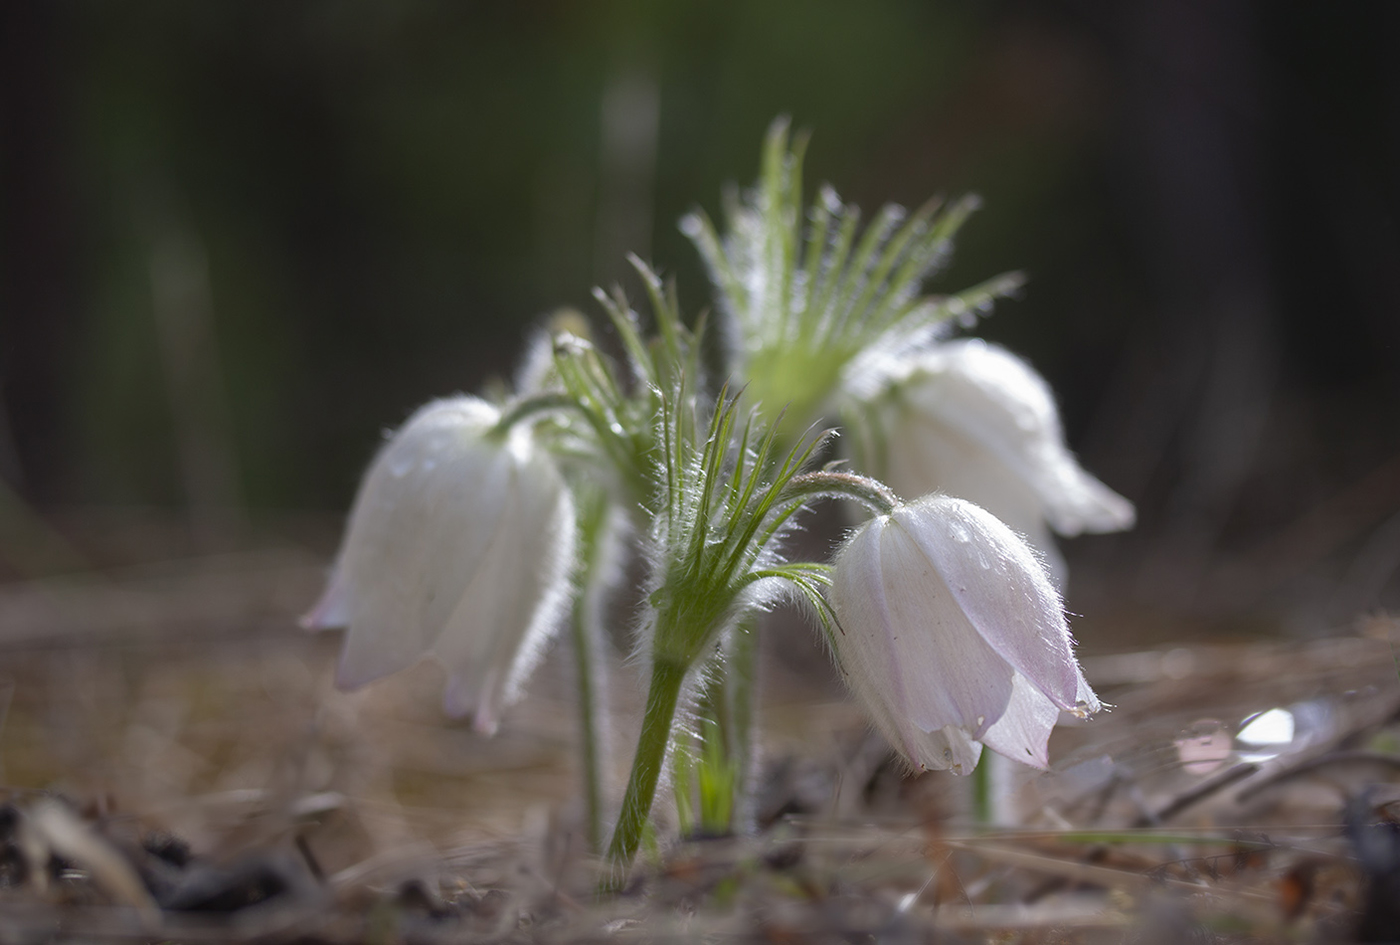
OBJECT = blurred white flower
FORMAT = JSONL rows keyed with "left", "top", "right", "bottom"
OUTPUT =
{"left": 302, "top": 396, "right": 575, "bottom": 734}
{"left": 861, "top": 339, "right": 1133, "bottom": 583}
{"left": 829, "top": 493, "right": 1099, "bottom": 773}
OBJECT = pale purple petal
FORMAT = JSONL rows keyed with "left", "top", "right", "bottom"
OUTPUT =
{"left": 978, "top": 673, "right": 1061, "bottom": 769}
{"left": 846, "top": 657, "right": 984, "bottom": 775}
{"left": 875, "top": 520, "right": 1013, "bottom": 736}
{"left": 832, "top": 516, "right": 1013, "bottom": 745}
{"left": 893, "top": 496, "right": 1080, "bottom": 710}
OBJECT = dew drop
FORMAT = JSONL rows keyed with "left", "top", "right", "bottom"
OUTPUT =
{"left": 1237, "top": 707, "right": 1294, "bottom": 746}
{"left": 949, "top": 524, "right": 971, "bottom": 543}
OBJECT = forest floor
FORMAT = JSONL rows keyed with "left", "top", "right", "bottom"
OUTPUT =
{"left": 0, "top": 516, "right": 1396, "bottom": 943}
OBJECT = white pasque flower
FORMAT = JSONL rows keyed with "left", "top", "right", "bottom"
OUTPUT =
{"left": 829, "top": 493, "right": 1098, "bottom": 773}
{"left": 302, "top": 396, "right": 575, "bottom": 734}
{"left": 861, "top": 338, "right": 1134, "bottom": 583}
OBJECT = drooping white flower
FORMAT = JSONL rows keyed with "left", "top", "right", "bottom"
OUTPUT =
{"left": 302, "top": 396, "right": 576, "bottom": 734}
{"left": 858, "top": 339, "right": 1134, "bottom": 583}
{"left": 828, "top": 493, "right": 1098, "bottom": 773}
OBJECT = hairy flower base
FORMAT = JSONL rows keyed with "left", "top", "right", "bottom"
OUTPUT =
{"left": 830, "top": 493, "right": 1098, "bottom": 773}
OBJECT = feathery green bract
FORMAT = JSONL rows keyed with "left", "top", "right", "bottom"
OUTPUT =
{"left": 546, "top": 256, "right": 705, "bottom": 509}
{"left": 683, "top": 117, "right": 1023, "bottom": 442}
{"left": 646, "top": 382, "right": 830, "bottom": 667}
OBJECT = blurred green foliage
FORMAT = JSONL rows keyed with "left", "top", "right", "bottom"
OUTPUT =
{"left": 39, "top": 1, "right": 1105, "bottom": 511}
{"left": 6, "top": 0, "right": 1399, "bottom": 606}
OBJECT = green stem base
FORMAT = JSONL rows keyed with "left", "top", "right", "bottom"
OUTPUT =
{"left": 604, "top": 658, "right": 688, "bottom": 886}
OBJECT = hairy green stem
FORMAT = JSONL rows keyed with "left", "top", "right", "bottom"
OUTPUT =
{"left": 569, "top": 489, "right": 613, "bottom": 853}
{"left": 725, "top": 621, "right": 758, "bottom": 830}
{"left": 605, "top": 657, "right": 688, "bottom": 883}
{"left": 682, "top": 626, "right": 759, "bottom": 839}
{"left": 570, "top": 584, "right": 606, "bottom": 853}
{"left": 780, "top": 470, "right": 899, "bottom": 516}
{"left": 972, "top": 749, "right": 992, "bottom": 826}
{"left": 489, "top": 393, "right": 576, "bottom": 438}
{"left": 693, "top": 679, "right": 734, "bottom": 835}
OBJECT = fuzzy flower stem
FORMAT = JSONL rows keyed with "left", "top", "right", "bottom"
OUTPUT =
{"left": 570, "top": 602, "right": 606, "bottom": 853}
{"left": 972, "top": 751, "right": 993, "bottom": 825}
{"left": 570, "top": 492, "right": 613, "bottom": 854}
{"left": 779, "top": 470, "right": 899, "bottom": 517}
{"left": 489, "top": 393, "right": 579, "bottom": 439}
{"left": 605, "top": 657, "right": 688, "bottom": 884}
{"left": 724, "top": 618, "right": 758, "bottom": 831}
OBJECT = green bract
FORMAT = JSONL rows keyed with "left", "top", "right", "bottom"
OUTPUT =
{"left": 684, "top": 120, "right": 1023, "bottom": 440}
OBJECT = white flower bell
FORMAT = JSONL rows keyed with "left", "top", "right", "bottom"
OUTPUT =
{"left": 829, "top": 493, "right": 1098, "bottom": 773}
{"left": 302, "top": 396, "right": 576, "bottom": 734}
{"left": 866, "top": 339, "right": 1133, "bottom": 583}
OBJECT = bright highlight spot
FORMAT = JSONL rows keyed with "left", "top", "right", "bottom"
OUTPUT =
{"left": 1237, "top": 708, "right": 1295, "bottom": 746}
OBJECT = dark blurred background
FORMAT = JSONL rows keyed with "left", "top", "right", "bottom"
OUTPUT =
{"left": 2, "top": 0, "right": 1398, "bottom": 640}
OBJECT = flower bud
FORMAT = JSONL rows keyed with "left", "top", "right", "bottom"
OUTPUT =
{"left": 869, "top": 339, "right": 1133, "bottom": 583}
{"left": 302, "top": 396, "right": 575, "bottom": 734}
{"left": 829, "top": 493, "right": 1098, "bottom": 773}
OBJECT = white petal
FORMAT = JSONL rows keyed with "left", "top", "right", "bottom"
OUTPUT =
{"left": 318, "top": 394, "right": 576, "bottom": 733}
{"left": 332, "top": 398, "right": 509, "bottom": 688}
{"left": 893, "top": 496, "right": 1081, "bottom": 711}
{"left": 832, "top": 516, "right": 1012, "bottom": 746}
{"left": 444, "top": 664, "right": 505, "bottom": 735}
{"left": 979, "top": 673, "right": 1060, "bottom": 769}
{"left": 881, "top": 414, "right": 1070, "bottom": 587}
{"left": 431, "top": 450, "right": 576, "bottom": 723}
{"left": 300, "top": 568, "right": 350, "bottom": 630}
{"left": 889, "top": 340, "right": 1134, "bottom": 538}
{"left": 848, "top": 661, "right": 984, "bottom": 774}
{"left": 904, "top": 725, "right": 983, "bottom": 775}
{"left": 1073, "top": 662, "right": 1101, "bottom": 716}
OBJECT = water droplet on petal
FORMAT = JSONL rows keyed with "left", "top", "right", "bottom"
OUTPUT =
{"left": 950, "top": 524, "right": 971, "bottom": 543}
